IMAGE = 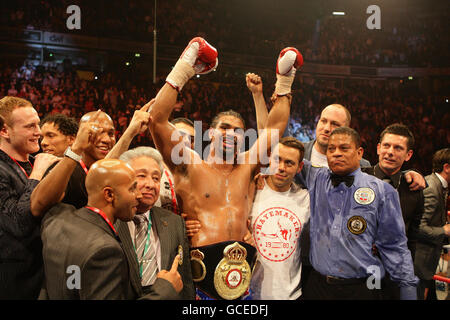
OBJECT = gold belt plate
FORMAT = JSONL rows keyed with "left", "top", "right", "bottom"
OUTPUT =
{"left": 214, "top": 242, "right": 251, "bottom": 300}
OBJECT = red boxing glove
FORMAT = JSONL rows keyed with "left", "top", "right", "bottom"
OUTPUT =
{"left": 276, "top": 47, "right": 303, "bottom": 76}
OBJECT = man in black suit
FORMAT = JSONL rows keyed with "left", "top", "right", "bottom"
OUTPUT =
{"left": 0, "top": 97, "right": 58, "bottom": 299}
{"left": 415, "top": 148, "right": 450, "bottom": 299}
{"left": 40, "top": 159, "right": 183, "bottom": 299}
{"left": 364, "top": 124, "right": 424, "bottom": 257}
{"left": 118, "top": 146, "right": 195, "bottom": 299}
{"left": 363, "top": 123, "right": 424, "bottom": 299}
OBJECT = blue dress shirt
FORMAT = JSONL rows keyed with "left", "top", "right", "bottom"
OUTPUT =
{"left": 300, "top": 161, "right": 418, "bottom": 299}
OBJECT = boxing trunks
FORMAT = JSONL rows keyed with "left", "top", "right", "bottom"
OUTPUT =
{"left": 190, "top": 241, "right": 256, "bottom": 300}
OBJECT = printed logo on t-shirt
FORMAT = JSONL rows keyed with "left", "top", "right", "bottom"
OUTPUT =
{"left": 253, "top": 207, "right": 302, "bottom": 262}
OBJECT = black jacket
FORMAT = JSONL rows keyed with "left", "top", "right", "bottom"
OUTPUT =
{"left": 0, "top": 149, "right": 42, "bottom": 299}
{"left": 363, "top": 164, "right": 424, "bottom": 258}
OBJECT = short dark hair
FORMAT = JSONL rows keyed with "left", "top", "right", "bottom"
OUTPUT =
{"left": 330, "top": 126, "right": 361, "bottom": 148}
{"left": 379, "top": 123, "right": 415, "bottom": 150}
{"left": 210, "top": 109, "right": 246, "bottom": 130}
{"left": 41, "top": 113, "right": 79, "bottom": 137}
{"left": 279, "top": 136, "right": 305, "bottom": 162}
{"left": 171, "top": 117, "right": 194, "bottom": 128}
{"left": 432, "top": 148, "right": 450, "bottom": 173}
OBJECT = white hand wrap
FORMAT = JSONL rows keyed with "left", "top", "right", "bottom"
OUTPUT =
{"left": 166, "top": 59, "right": 195, "bottom": 91}
{"left": 275, "top": 68, "right": 296, "bottom": 96}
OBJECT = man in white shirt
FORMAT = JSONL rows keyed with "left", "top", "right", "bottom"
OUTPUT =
{"left": 249, "top": 137, "right": 310, "bottom": 300}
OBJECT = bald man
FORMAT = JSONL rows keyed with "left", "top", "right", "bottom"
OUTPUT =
{"left": 304, "top": 104, "right": 370, "bottom": 168}
{"left": 31, "top": 110, "right": 117, "bottom": 215}
{"left": 40, "top": 159, "right": 183, "bottom": 299}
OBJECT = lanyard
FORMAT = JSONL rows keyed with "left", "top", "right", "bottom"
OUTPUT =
{"left": 133, "top": 213, "right": 153, "bottom": 278}
{"left": 7, "top": 154, "right": 33, "bottom": 178}
{"left": 85, "top": 206, "right": 117, "bottom": 235}
{"left": 164, "top": 170, "right": 178, "bottom": 215}
{"left": 79, "top": 159, "right": 89, "bottom": 175}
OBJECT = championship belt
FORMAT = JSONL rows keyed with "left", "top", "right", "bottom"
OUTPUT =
{"left": 190, "top": 241, "right": 256, "bottom": 300}
{"left": 214, "top": 242, "right": 251, "bottom": 300}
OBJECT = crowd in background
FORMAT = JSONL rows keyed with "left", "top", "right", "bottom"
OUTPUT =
{"left": 1, "top": 61, "right": 448, "bottom": 175}
{"left": 2, "top": 0, "right": 449, "bottom": 67}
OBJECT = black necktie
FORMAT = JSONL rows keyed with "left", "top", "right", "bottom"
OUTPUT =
{"left": 330, "top": 174, "right": 354, "bottom": 187}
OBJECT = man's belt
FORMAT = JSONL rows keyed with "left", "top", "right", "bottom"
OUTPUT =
{"left": 313, "top": 268, "right": 368, "bottom": 285}
{"left": 190, "top": 241, "right": 256, "bottom": 300}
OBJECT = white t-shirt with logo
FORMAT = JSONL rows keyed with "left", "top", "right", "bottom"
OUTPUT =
{"left": 310, "top": 144, "right": 328, "bottom": 168}
{"left": 249, "top": 181, "right": 310, "bottom": 300}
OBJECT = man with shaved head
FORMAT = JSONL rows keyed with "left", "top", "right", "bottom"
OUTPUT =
{"left": 305, "top": 104, "right": 369, "bottom": 168}
{"left": 40, "top": 159, "right": 183, "bottom": 299}
{"left": 31, "top": 109, "right": 117, "bottom": 215}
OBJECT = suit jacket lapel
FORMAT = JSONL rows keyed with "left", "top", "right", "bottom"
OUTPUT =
{"left": 151, "top": 207, "right": 171, "bottom": 270}
{"left": 115, "top": 220, "right": 143, "bottom": 297}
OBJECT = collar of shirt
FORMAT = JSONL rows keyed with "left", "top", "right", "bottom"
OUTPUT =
{"left": 435, "top": 172, "right": 448, "bottom": 189}
{"left": 331, "top": 167, "right": 361, "bottom": 179}
{"left": 374, "top": 164, "right": 401, "bottom": 189}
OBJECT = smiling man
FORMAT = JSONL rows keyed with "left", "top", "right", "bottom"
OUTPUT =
{"left": 0, "top": 96, "right": 58, "bottom": 299}
{"left": 31, "top": 110, "right": 117, "bottom": 215}
{"left": 149, "top": 37, "right": 301, "bottom": 300}
{"left": 40, "top": 114, "right": 78, "bottom": 157}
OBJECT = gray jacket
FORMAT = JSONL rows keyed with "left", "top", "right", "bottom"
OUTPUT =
{"left": 414, "top": 173, "right": 448, "bottom": 280}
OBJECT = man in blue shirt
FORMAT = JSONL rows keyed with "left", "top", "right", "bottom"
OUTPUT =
{"left": 302, "top": 126, "right": 418, "bottom": 300}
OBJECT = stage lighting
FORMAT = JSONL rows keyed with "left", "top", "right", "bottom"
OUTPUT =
{"left": 332, "top": 12, "right": 345, "bottom": 16}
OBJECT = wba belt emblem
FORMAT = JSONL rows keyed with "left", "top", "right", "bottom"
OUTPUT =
{"left": 214, "top": 242, "right": 251, "bottom": 300}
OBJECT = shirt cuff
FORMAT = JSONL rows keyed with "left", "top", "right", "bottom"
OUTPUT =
{"left": 400, "top": 285, "right": 417, "bottom": 300}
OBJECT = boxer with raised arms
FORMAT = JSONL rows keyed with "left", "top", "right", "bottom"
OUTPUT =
{"left": 149, "top": 37, "right": 303, "bottom": 299}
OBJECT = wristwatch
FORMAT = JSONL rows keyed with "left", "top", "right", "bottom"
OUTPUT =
{"left": 64, "top": 147, "right": 82, "bottom": 163}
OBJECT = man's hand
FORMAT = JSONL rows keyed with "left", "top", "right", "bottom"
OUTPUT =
{"left": 127, "top": 99, "right": 154, "bottom": 137}
{"left": 254, "top": 173, "right": 266, "bottom": 190}
{"left": 29, "top": 153, "right": 60, "bottom": 180}
{"left": 246, "top": 73, "right": 263, "bottom": 95}
{"left": 71, "top": 109, "right": 104, "bottom": 155}
{"left": 443, "top": 224, "right": 450, "bottom": 237}
{"left": 181, "top": 213, "right": 201, "bottom": 237}
{"left": 243, "top": 219, "right": 255, "bottom": 246}
{"left": 157, "top": 255, "right": 183, "bottom": 293}
{"left": 404, "top": 171, "right": 426, "bottom": 191}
